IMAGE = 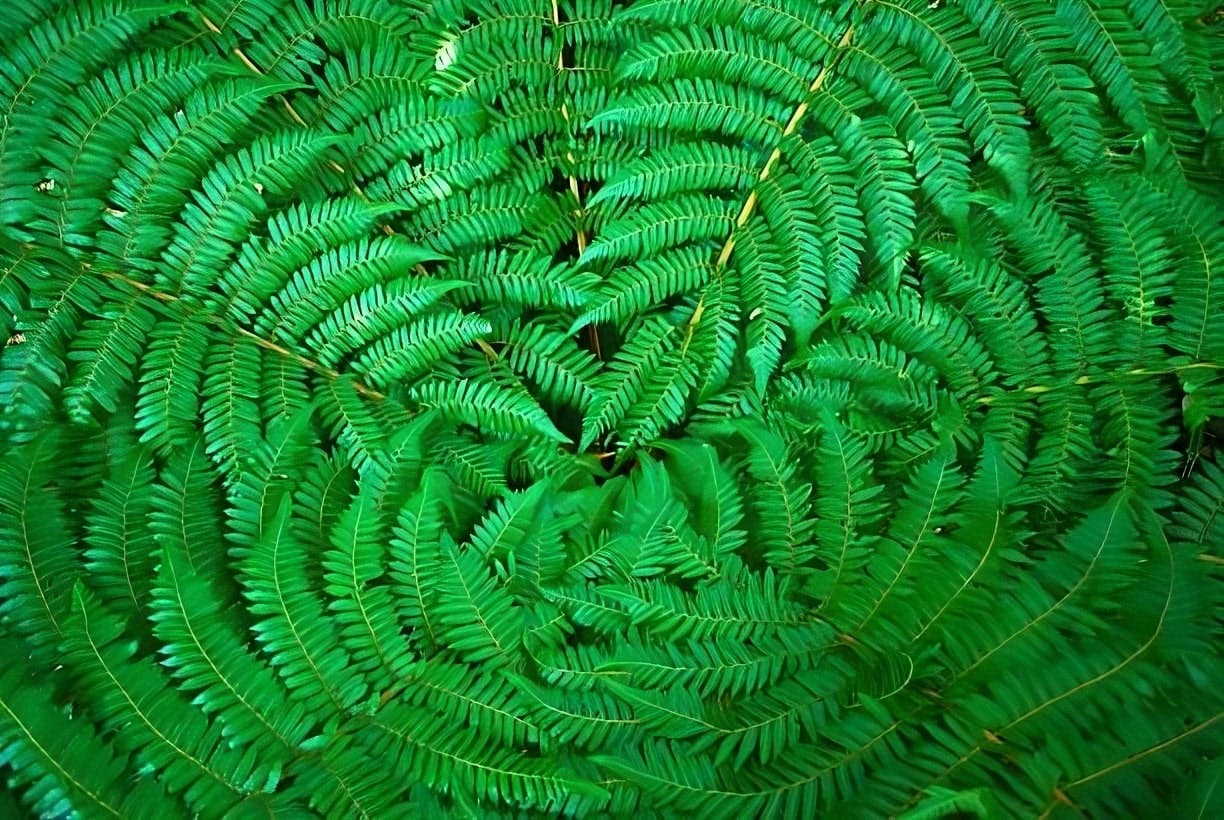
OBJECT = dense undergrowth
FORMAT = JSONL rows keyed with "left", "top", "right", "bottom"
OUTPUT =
{"left": 1, "top": 1, "right": 1222, "bottom": 817}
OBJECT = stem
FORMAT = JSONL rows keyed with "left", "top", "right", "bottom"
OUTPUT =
{"left": 682, "top": 22, "right": 856, "bottom": 355}
{"left": 97, "top": 268, "right": 386, "bottom": 401}
{"left": 551, "top": 0, "right": 601, "bottom": 359}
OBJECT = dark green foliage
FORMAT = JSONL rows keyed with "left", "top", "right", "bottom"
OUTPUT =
{"left": 1, "top": 0, "right": 1222, "bottom": 817}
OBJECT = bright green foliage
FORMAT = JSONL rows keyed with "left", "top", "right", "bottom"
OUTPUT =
{"left": 0, "top": 0, "right": 1222, "bottom": 817}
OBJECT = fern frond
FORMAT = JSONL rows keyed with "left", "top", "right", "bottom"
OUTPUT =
{"left": 592, "top": 79, "right": 787, "bottom": 146}
{"left": 321, "top": 485, "right": 416, "bottom": 679}
{"left": 232, "top": 494, "right": 370, "bottom": 716}
{"left": 845, "top": 55, "right": 970, "bottom": 229}
{"left": 0, "top": 2, "right": 1219, "bottom": 816}
{"left": 867, "top": 0, "right": 1031, "bottom": 193}
{"left": 0, "top": 1, "right": 181, "bottom": 237}
{"left": 39, "top": 48, "right": 229, "bottom": 247}
{"left": 433, "top": 534, "right": 526, "bottom": 667}
{"left": 0, "top": 430, "right": 75, "bottom": 650}
{"left": 62, "top": 585, "right": 257, "bottom": 812}
{"left": 412, "top": 376, "right": 570, "bottom": 444}
{"left": 502, "top": 321, "right": 600, "bottom": 412}
{"left": 150, "top": 537, "right": 316, "bottom": 760}
{"left": 589, "top": 143, "right": 757, "bottom": 206}
{"left": 963, "top": 0, "right": 1104, "bottom": 169}
{"left": 82, "top": 443, "right": 157, "bottom": 613}
{"left": 63, "top": 294, "right": 157, "bottom": 423}
{"left": 365, "top": 703, "right": 610, "bottom": 815}
{"left": 1055, "top": 0, "right": 1170, "bottom": 137}
{"left": 0, "top": 652, "right": 175, "bottom": 819}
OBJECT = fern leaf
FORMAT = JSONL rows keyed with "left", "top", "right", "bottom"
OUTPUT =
{"left": 62, "top": 585, "right": 256, "bottom": 812}
{"left": 0, "top": 430, "right": 75, "bottom": 649}
{"left": 411, "top": 376, "right": 570, "bottom": 444}
{"left": 388, "top": 466, "right": 447, "bottom": 649}
{"left": 82, "top": 444, "right": 158, "bottom": 613}
{"left": 321, "top": 485, "right": 416, "bottom": 679}
{"left": 433, "top": 534, "right": 526, "bottom": 667}
{"left": 150, "top": 538, "right": 317, "bottom": 762}
{"left": 232, "top": 494, "right": 370, "bottom": 715}
{"left": 0, "top": 652, "right": 174, "bottom": 819}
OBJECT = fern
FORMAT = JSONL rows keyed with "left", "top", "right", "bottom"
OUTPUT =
{"left": 1, "top": 0, "right": 1221, "bottom": 817}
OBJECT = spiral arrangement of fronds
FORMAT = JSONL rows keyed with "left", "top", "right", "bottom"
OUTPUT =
{"left": 1, "top": 0, "right": 1221, "bottom": 817}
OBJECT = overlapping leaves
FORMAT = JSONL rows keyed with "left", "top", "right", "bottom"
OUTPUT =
{"left": 1, "top": 0, "right": 1221, "bottom": 818}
